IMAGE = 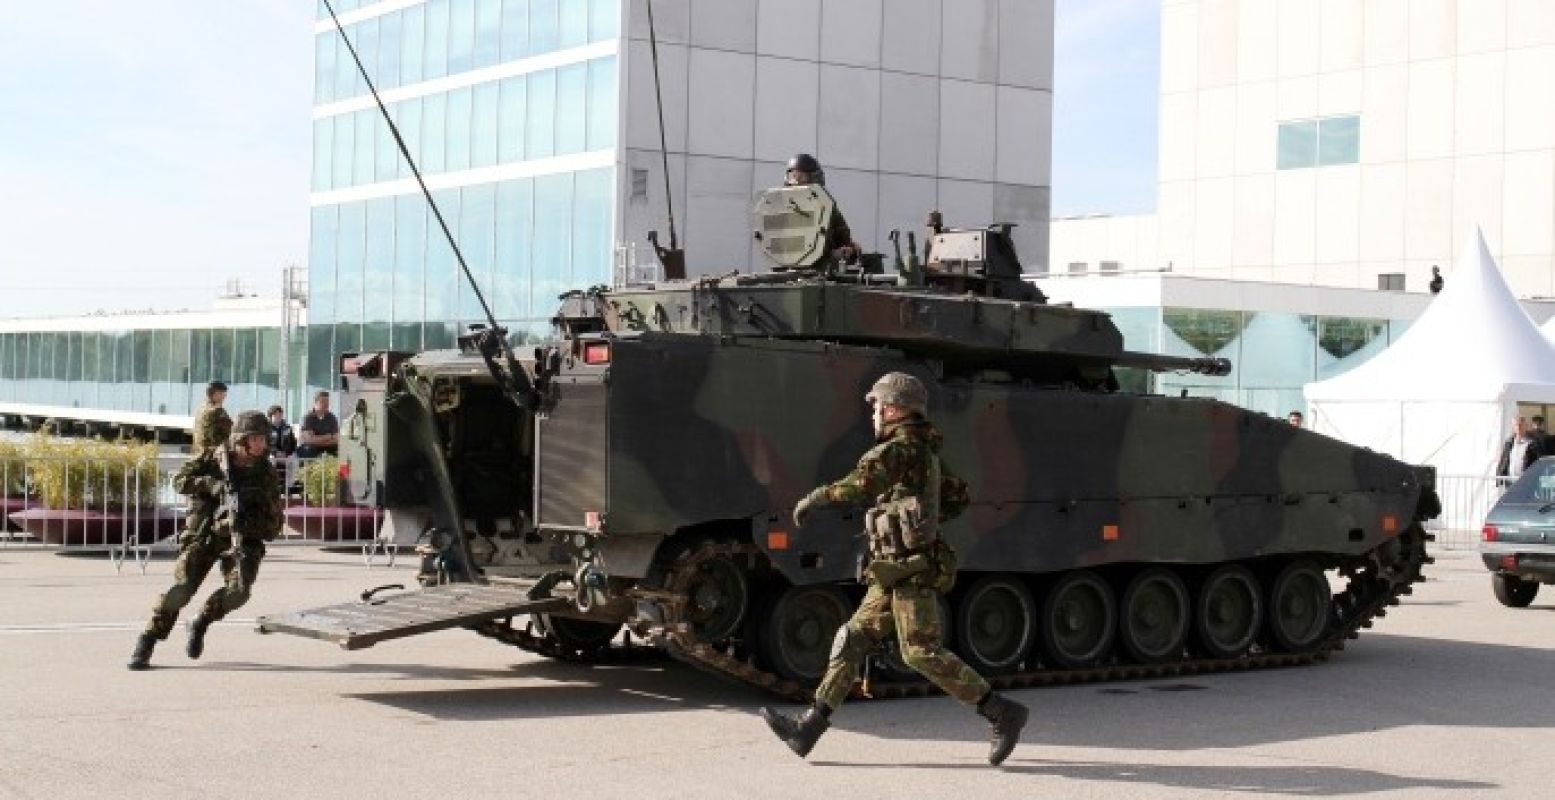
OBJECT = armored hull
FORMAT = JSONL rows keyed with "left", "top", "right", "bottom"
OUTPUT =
{"left": 262, "top": 189, "right": 1437, "bottom": 698}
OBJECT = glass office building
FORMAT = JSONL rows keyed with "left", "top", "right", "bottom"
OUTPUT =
{"left": 307, "top": 0, "right": 1058, "bottom": 394}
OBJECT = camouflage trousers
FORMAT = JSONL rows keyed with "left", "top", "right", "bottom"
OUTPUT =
{"left": 814, "top": 580, "right": 991, "bottom": 711}
{"left": 144, "top": 531, "right": 265, "bottom": 639}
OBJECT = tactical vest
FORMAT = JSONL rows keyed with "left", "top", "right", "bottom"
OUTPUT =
{"left": 864, "top": 451, "right": 942, "bottom": 561}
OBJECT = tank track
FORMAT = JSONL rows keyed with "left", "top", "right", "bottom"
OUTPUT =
{"left": 647, "top": 525, "right": 1434, "bottom": 702}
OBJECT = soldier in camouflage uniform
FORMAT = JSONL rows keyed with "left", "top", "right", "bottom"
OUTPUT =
{"left": 128, "top": 411, "right": 284, "bottom": 670}
{"left": 760, "top": 372, "right": 1030, "bottom": 766}
{"left": 191, "top": 380, "right": 232, "bottom": 453}
{"left": 783, "top": 153, "right": 859, "bottom": 264}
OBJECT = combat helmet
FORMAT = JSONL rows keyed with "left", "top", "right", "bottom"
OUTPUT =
{"left": 865, "top": 372, "right": 928, "bottom": 417}
{"left": 230, "top": 410, "right": 270, "bottom": 443}
{"left": 785, "top": 153, "right": 825, "bottom": 186}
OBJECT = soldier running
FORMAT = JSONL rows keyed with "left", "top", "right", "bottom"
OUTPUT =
{"left": 128, "top": 411, "right": 283, "bottom": 669}
{"left": 760, "top": 372, "right": 1030, "bottom": 766}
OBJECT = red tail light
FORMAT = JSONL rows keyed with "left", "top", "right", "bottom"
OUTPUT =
{"left": 338, "top": 462, "right": 351, "bottom": 480}
{"left": 582, "top": 341, "right": 611, "bottom": 365}
{"left": 1482, "top": 524, "right": 1498, "bottom": 542}
{"left": 1500, "top": 555, "right": 1518, "bottom": 570}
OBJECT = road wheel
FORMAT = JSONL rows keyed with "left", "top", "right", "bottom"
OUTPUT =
{"left": 683, "top": 551, "right": 750, "bottom": 642}
{"left": 1039, "top": 570, "right": 1116, "bottom": 669}
{"left": 1266, "top": 560, "right": 1331, "bottom": 652}
{"left": 952, "top": 575, "right": 1037, "bottom": 675}
{"left": 1193, "top": 564, "right": 1262, "bottom": 659}
{"left": 1493, "top": 573, "right": 1539, "bottom": 608}
{"left": 756, "top": 584, "right": 851, "bottom": 682}
{"left": 1119, "top": 567, "right": 1190, "bottom": 664}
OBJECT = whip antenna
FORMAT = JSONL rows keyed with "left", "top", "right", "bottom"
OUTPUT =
{"left": 645, "top": 0, "right": 686, "bottom": 280}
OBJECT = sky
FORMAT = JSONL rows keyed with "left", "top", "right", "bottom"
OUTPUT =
{"left": 0, "top": 0, "right": 1158, "bottom": 319}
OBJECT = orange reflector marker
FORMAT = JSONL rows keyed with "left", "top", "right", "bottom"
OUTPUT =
{"left": 338, "top": 461, "right": 351, "bottom": 480}
{"left": 1382, "top": 515, "right": 1398, "bottom": 534}
{"left": 1102, "top": 524, "right": 1120, "bottom": 541}
{"left": 582, "top": 341, "right": 611, "bottom": 365}
{"left": 767, "top": 531, "right": 790, "bottom": 550}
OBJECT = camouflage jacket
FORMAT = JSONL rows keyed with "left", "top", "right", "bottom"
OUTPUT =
{"left": 191, "top": 402, "right": 232, "bottom": 452}
{"left": 174, "top": 448, "right": 283, "bottom": 541}
{"left": 816, "top": 418, "right": 970, "bottom": 521}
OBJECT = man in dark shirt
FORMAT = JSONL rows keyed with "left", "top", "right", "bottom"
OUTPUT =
{"left": 296, "top": 391, "right": 340, "bottom": 459}
{"left": 267, "top": 405, "right": 297, "bottom": 457}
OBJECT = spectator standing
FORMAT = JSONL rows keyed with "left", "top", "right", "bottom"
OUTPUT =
{"left": 267, "top": 405, "right": 297, "bottom": 458}
{"left": 296, "top": 391, "right": 340, "bottom": 459}
{"left": 1429, "top": 266, "right": 1444, "bottom": 295}
{"left": 191, "top": 381, "right": 231, "bottom": 454}
{"left": 1497, "top": 417, "right": 1541, "bottom": 483}
{"left": 1287, "top": 410, "right": 1304, "bottom": 427}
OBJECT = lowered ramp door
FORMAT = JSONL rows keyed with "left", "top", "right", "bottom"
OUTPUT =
{"left": 257, "top": 583, "right": 568, "bottom": 650}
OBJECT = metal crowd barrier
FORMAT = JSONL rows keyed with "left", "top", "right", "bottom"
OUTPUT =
{"left": 1424, "top": 473, "right": 1501, "bottom": 551}
{"left": 0, "top": 451, "right": 388, "bottom": 572}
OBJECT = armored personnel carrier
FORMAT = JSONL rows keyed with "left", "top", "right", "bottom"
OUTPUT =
{"left": 260, "top": 185, "right": 1438, "bottom": 699}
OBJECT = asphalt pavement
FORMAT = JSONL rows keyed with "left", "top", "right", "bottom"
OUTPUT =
{"left": 0, "top": 543, "right": 1550, "bottom": 799}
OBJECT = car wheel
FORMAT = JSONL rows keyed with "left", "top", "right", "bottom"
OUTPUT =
{"left": 1493, "top": 573, "right": 1539, "bottom": 608}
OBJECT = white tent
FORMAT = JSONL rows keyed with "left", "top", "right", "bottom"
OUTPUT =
{"left": 1305, "top": 230, "right": 1555, "bottom": 482}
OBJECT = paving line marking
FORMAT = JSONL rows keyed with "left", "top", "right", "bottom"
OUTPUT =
{"left": 0, "top": 619, "right": 257, "bottom": 634}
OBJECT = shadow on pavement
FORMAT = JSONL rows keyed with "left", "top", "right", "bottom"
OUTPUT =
{"left": 811, "top": 757, "right": 1496, "bottom": 795}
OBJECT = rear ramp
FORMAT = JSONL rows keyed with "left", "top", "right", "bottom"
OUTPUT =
{"left": 257, "top": 583, "right": 569, "bottom": 650}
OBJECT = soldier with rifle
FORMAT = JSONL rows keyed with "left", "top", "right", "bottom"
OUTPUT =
{"left": 760, "top": 372, "right": 1030, "bottom": 766}
{"left": 128, "top": 411, "right": 283, "bottom": 669}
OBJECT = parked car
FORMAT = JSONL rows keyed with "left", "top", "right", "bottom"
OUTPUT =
{"left": 1480, "top": 457, "right": 1555, "bottom": 606}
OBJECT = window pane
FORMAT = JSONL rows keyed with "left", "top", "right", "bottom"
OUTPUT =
{"left": 573, "top": 167, "right": 613, "bottom": 287}
{"left": 531, "top": 172, "right": 572, "bottom": 312}
{"left": 446, "top": 86, "right": 473, "bottom": 171}
{"left": 424, "top": 0, "right": 451, "bottom": 80}
{"left": 475, "top": 0, "right": 502, "bottom": 68}
{"left": 531, "top": 0, "right": 559, "bottom": 54}
{"left": 590, "top": 0, "right": 620, "bottom": 41}
{"left": 1276, "top": 120, "right": 1317, "bottom": 170}
{"left": 234, "top": 329, "right": 259, "bottom": 410}
{"left": 332, "top": 112, "right": 354, "bottom": 188}
{"left": 334, "top": 31, "right": 357, "bottom": 99}
{"left": 495, "top": 178, "right": 533, "bottom": 320}
{"left": 422, "top": 91, "right": 448, "bottom": 172}
{"left": 556, "top": 63, "right": 586, "bottom": 155}
{"left": 168, "top": 330, "right": 192, "bottom": 414}
{"left": 587, "top": 56, "right": 617, "bottom": 151}
{"left": 459, "top": 183, "right": 497, "bottom": 323}
{"left": 335, "top": 321, "right": 363, "bottom": 362}
{"left": 210, "top": 329, "right": 234, "bottom": 393}
{"left": 365, "top": 197, "right": 395, "bottom": 330}
{"left": 190, "top": 330, "right": 212, "bottom": 397}
{"left": 396, "top": 98, "right": 422, "bottom": 179}
{"left": 1318, "top": 115, "right": 1360, "bottom": 166}
{"left": 310, "top": 205, "right": 339, "bottom": 326}
{"left": 379, "top": 10, "right": 403, "bottom": 89}
{"left": 560, "top": 0, "right": 588, "bottom": 47}
{"left": 448, "top": 0, "right": 476, "bottom": 75}
{"left": 424, "top": 188, "right": 462, "bottom": 322}
{"left": 337, "top": 201, "right": 366, "bottom": 329}
{"left": 315, "top": 33, "right": 336, "bottom": 104}
{"left": 394, "top": 194, "right": 427, "bottom": 332}
{"left": 257, "top": 328, "right": 281, "bottom": 393}
{"left": 313, "top": 117, "right": 334, "bottom": 191}
{"left": 306, "top": 326, "right": 334, "bottom": 397}
{"left": 501, "top": 0, "right": 530, "bottom": 60}
{"left": 526, "top": 69, "right": 556, "bottom": 158}
{"left": 472, "top": 81, "right": 500, "bottom": 168}
{"left": 375, "top": 107, "right": 399, "bottom": 181}
{"left": 401, "top": 4, "right": 426, "bottom": 85}
{"left": 354, "top": 108, "right": 376, "bottom": 185}
{"left": 498, "top": 76, "right": 527, "bottom": 163}
{"left": 355, "top": 18, "right": 379, "bottom": 89}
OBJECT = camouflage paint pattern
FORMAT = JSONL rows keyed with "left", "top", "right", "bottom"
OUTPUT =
{"left": 815, "top": 581, "right": 991, "bottom": 710}
{"left": 144, "top": 448, "right": 282, "bottom": 639}
{"left": 191, "top": 402, "right": 232, "bottom": 452}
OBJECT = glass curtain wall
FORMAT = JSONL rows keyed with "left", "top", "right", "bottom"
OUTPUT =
{"left": 307, "top": 0, "right": 623, "bottom": 395}
{"left": 0, "top": 328, "right": 282, "bottom": 417}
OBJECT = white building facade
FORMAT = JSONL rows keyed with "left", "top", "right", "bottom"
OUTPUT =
{"left": 1053, "top": 0, "right": 1555, "bottom": 296}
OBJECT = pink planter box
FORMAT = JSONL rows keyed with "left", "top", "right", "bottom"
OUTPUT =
{"left": 7, "top": 508, "right": 185, "bottom": 546}
{"left": 282, "top": 506, "right": 383, "bottom": 542}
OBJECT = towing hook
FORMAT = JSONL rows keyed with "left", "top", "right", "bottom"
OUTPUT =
{"left": 574, "top": 565, "right": 609, "bottom": 613}
{"left": 360, "top": 584, "right": 406, "bottom": 604}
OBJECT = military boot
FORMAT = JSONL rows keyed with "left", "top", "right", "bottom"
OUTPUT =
{"left": 127, "top": 633, "right": 157, "bottom": 671}
{"left": 976, "top": 692, "right": 1029, "bottom": 766}
{"left": 760, "top": 704, "right": 830, "bottom": 758}
{"left": 186, "top": 615, "right": 212, "bottom": 660}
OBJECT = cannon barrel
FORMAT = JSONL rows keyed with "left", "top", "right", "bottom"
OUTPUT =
{"left": 1113, "top": 352, "right": 1234, "bottom": 376}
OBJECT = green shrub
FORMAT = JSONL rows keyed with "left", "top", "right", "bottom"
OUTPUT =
{"left": 0, "top": 440, "right": 24, "bottom": 497}
{"left": 299, "top": 455, "right": 342, "bottom": 507}
{"left": 23, "top": 434, "right": 160, "bottom": 511}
